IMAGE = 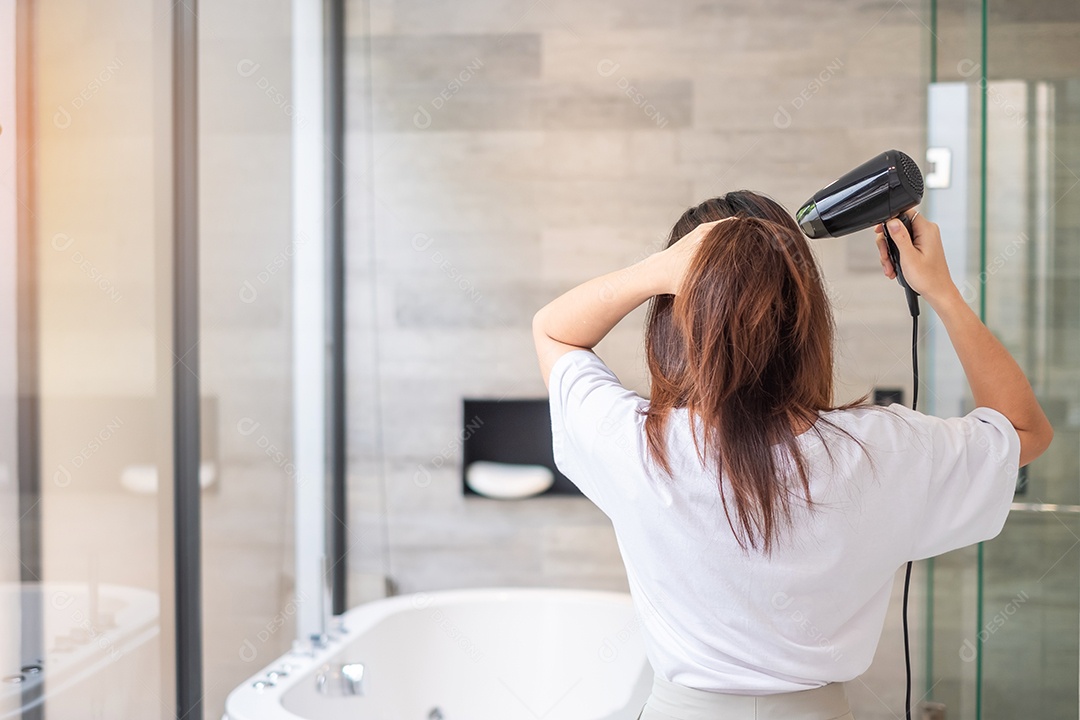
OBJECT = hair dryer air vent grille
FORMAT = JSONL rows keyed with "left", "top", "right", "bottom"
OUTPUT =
{"left": 898, "top": 151, "right": 924, "bottom": 197}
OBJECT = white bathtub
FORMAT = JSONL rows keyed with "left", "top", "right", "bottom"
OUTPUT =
{"left": 224, "top": 587, "right": 653, "bottom": 720}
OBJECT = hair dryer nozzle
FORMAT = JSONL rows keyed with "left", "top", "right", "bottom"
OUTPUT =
{"left": 796, "top": 201, "right": 827, "bottom": 239}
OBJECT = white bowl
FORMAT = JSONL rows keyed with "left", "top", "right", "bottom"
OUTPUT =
{"left": 465, "top": 461, "right": 554, "bottom": 499}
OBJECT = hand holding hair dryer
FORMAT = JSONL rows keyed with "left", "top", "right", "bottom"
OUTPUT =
{"left": 797, "top": 149, "right": 925, "bottom": 317}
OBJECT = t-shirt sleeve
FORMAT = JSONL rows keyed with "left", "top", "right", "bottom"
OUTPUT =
{"left": 899, "top": 405, "right": 1022, "bottom": 560}
{"left": 547, "top": 349, "right": 650, "bottom": 515}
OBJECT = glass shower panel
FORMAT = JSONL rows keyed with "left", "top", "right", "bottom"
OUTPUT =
{"left": 10, "top": 1, "right": 177, "bottom": 717}
{"left": 922, "top": 1, "right": 988, "bottom": 716}
{"left": 979, "top": 2, "right": 1080, "bottom": 715}
{"left": 923, "top": 79, "right": 983, "bottom": 717}
{"left": 926, "top": 1, "right": 1080, "bottom": 718}
{"left": 196, "top": 2, "right": 301, "bottom": 717}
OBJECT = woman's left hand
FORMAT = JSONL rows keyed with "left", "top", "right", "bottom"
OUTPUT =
{"left": 654, "top": 218, "right": 728, "bottom": 295}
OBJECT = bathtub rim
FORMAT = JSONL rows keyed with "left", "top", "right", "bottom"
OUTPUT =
{"left": 222, "top": 586, "right": 637, "bottom": 720}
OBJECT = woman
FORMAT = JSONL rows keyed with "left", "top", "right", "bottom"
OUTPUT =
{"left": 532, "top": 191, "right": 1053, "bottom": 720}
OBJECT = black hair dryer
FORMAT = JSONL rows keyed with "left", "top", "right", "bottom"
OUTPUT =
{"left": 796, "top": 149, "right": 925, "bottom": 317}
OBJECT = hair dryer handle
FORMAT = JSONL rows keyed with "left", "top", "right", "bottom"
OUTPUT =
{"left": 882, "top": 214, "right": 921, "bottom": 317}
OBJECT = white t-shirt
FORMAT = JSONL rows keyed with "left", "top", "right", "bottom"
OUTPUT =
{"left": 548, "top": 349, "right": 1021, "bottom": 694}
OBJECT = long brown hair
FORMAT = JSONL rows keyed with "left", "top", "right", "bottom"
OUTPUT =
{"left": 644, "top": 191, "right": 863, "bottom": 554}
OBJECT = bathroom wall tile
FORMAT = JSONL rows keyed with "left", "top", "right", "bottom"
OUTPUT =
{"left": 541, "top": 524, "right": 625, "bottom": 579}
{"left": 539, "top": 131, "right": 632, "bottom": 178}
{"left": 842, "top": 26, "right": 927, "bottom": 78}
{"left": 347, "top": 482, "right": 389, "bottom": 526}
{"left": 363, "top": 79, "right": 694, "bottom": 132}
{"left": 541, "top": 573, "right": 631, "bottom": 593}
{"left": 383, "top": 461, "right": 468, "bottom": 513}
{"left": 199, "top": 327, "right": 294, "bottom": 383}
{"left": 373, "top": 380, "right": 540, "bottom": 461}
{"left": 684, "top": 0, "right": 923, "bottom": 40}
{"left": 845, "top": 231, "right": 888, "bottom": 274}
{"left": 624, "top": 131, "right": 683, "bottom": 179}
{"left": 674, "top": 129, "right": 859, "bottom": 204}
{"left": 367, "top": 174, "right": 541, "bottom": 232}
{"left": 370, "top": 0, "right": 554, "bottom": 35}
{"left": 537, "top": 80, "right": 693, "bottom": 131}
{"left": 592, "top": 318, "right": 654, "bottom": 396}
{"left": 364, "top": 327, "right": 538, "bottom": 380}
{"left": 385, "top": 267, "right": 524, "bottom": 327}
{"left": 531, "top": 177, "right": 694, "bottom": 228}
{"left": 346, "top": 268, "right": 398, "bottom": 334}
{"left": 361, "top": 80, "right": 527, "bottom": 133}
{"left": 388, "top": 548, "right": 541, "bottom": 595}
{"left": 810, "top": 235, "right": 848, "bottom": 279}
{"left": 845, "top": 126, "right": 925, "bottom": 168}
{"left": 367, "top": 33, "right": 542, "bottom": 82}
{"left": 201, "top": 266, "right": 290, "bottom": 332}
{"left": 541, "top": 30, "right": 695, "bottom": 82}
{"left": 199, "top": 37, "right": 296, "bottom": 135}
{"left": 385, "top": 500, "right": 629, "bottom": 594}
{"left": 540, "top": 0, "right": 690, "bottom": 33}
{"left": 834, "top": 318, "right": 918, "bottom": 404}
{"left": 462, "top": 494, "right": 613, "bottom": 528}
{"left": 386, "top": 0, "right": 684, "bottom": 36}
{"left": 393, "top": 278, "right": 550, "bottom": 329}
{"left": 539, "top": 226, "right": 668, "bottom": 283}
{"left": 355, "top": 130, "right": 548, "bottom": 185}
{"left": 344, "top": 0, "right": 391, "bottom": 38}
{"left": 199, "top": 134, "right": 293, "bottom": 241}
{"left": 198, "top": 0, "right": 293, "bottom": 39}
{"left": 380, "top": 227, "right": 544, "bottom": 280}
{"left": 692, "top": 76, "right": 915, "bottom": 133}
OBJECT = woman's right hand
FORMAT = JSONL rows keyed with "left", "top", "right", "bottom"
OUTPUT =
{"left": 873, "top": 211, "right": 959, "bottom": 306}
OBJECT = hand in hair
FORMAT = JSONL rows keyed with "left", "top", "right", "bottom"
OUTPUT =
{"left": 656, "top": 217, "right": 733, "bottom": 296}
{"left": 532, "top": 217, "right": 736, "bottom": 389}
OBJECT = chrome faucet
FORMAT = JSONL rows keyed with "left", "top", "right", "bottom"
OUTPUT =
{"left": 341, "top": 663, "right": 364, "bottom": 695}
{"left": 315, "top": 662, "right": 365, "bottom": 696}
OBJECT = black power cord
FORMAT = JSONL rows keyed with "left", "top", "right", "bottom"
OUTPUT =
{"left": 902, "top": 313, "right": 919, "bottom": 720}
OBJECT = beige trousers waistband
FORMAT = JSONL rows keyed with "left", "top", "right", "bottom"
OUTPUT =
{"left": 638, "top": 675, "right": 854, "bottom": 720}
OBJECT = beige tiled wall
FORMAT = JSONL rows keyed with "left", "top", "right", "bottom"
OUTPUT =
{"left": 343, "top": 0, "right": 927, "bottom": 595}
